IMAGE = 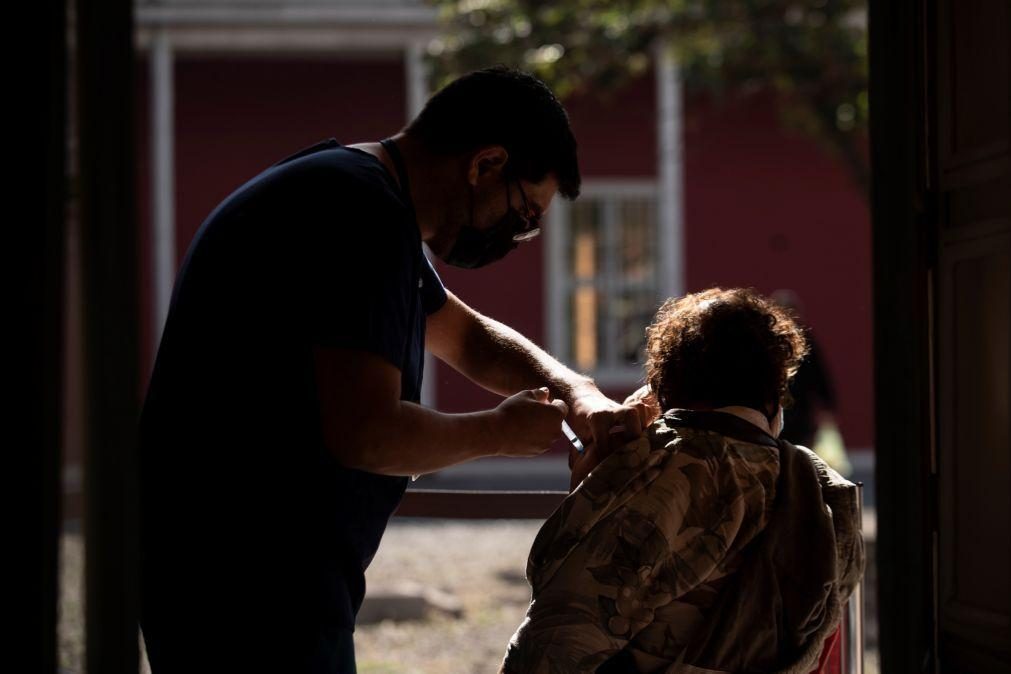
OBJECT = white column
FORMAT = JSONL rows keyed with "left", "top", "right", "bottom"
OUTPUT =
{"left": 655, "top": 41, "right": 685, "bottom": 299}
{"left": 405, "top": 40, "right": 428, "bottom": 123}
{"left": 151, "top": 29, "right": 176, "bottom": 350}
{"left": 405, "top": 40, "right": 440, "bottom": 408}
{"left": 544, "top": 199, "right": 569, "bottom": 359}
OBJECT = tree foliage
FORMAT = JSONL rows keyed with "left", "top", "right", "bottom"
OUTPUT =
{"left": 429, "top": 0, "right": 869, "bottom": 194}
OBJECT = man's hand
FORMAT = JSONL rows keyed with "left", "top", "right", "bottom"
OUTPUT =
{"left": 565, "top": 387, "right": 652, "bottom": 490}
{"left": 493, "top": 387, "right": 569, "bottom": 458}
{"left": 622, "top": 385, "right": 662, "bottom": 427}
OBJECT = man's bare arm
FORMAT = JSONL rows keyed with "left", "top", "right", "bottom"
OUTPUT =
{"left": 313, "top": 346, "right": 567, "bottom": 476}
{"left": 427, "top": 292, "right": 649, "bottom": 459}
{"left": 426, "top": 290, "right": 596, "bottom": 402}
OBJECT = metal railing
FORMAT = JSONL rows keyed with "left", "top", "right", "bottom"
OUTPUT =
{"left": 396, "top": 489, "right": 567, "bottom": 519}
{"left": 840, "top": 482, "right": 866, "bottom": 674}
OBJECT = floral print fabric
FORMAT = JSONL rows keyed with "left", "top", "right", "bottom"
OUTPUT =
{"left": 500, "top": 410, "right": 863, "bottom": 674}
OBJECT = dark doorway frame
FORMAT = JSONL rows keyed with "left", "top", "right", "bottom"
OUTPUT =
{"left": 869, "top": 0, "right": 939, "bottom": 672}
{"left": 42, "top": 0, "right": 984, "bottom": 671}
{"left": 76, "top": 0, "right": 143, "bottom": 673}
{"left": 29, "top": 2, "right": 68, "bottom": 672}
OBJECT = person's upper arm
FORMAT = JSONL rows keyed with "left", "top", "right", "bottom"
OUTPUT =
{"left": 420, "top": 253, "right": 448, "bottom": 316}
{"left": 425, "top": 290, "right": 476, "bottom": 369}
{"left": 303, "top": 194, "right": 415, "bottom": 465}
{"left": 501, "top": 433, "right": 751, "bottom": 673}
{"left": 502, "top": 438, "right": 656, "bottom": 673}
{"left": 312, "top": 346, "right": 402, "bottom": 469}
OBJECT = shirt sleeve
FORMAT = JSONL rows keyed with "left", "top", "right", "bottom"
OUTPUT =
{"left": 305, "top": 202, "right": 418, "bottom": 372}
{"left": 420, "top": 253, "right": 448, "bottom": 316}
{"left": 500, "top": 430, "right": 757, "bottom": 674}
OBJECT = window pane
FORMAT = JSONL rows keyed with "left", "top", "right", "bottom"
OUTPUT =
{"left": 566, "top": 199, "right": 605, "bottom": 369}
{"left": 570, "top": 285, "right": 602, "bottom": 370}
{"left": 568, "top": 199, "right": 604, "bottom": 282}
{"left": 618, "top": 197, "right": 657, "bottom": 283}
{"left": 613, "top": 291, "right": 658, "bottom": 366}
{"left": 564, "top": 194, "right": 660, "bottom": 371}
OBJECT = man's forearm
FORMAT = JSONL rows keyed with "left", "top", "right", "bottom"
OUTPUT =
{"left": 314, "top": 337, "right": 568, "bottom": 476}
{"left": 424, "top": 294, "right": 634, "bottom": 459}
{"left": 457, "top": 313, "right": 596, "bottom": 404}
{"left": 335, "top": 402, "right": 501, "bottom": 476}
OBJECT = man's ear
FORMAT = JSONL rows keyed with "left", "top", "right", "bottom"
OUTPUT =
{"left": 467, "top": 145, "right": 509, "bottom": 186}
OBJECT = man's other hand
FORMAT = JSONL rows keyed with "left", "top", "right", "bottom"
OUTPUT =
{"left": 623, "top": 385, "right": 661, "bottom": 428}
{"left": 565, "top": 388, "right": 654, "bottom": 490}
{"left": 569, "top": 389, "right": 647, "bottom": 458}
{"left": 493, "top": 387, "right": 568, "bottom": 458}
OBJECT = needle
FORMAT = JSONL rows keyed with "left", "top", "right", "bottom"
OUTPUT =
{"left": 561, "top": 420, "right": 585, "bottom": 454}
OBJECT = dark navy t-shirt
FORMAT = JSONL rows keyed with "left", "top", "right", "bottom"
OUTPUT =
{"left": 139, "top": 140, "right": 447, "bottom": 656}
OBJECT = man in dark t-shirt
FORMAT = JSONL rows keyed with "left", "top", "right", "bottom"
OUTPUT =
{"left": 139, "top": 67, "right": 649, "bottom": 673}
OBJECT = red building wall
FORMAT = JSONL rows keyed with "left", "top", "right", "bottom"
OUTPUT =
{"left": 681, "top": 93, "right": 873, "bottom": 449}
{"left": 435, "top": 78, "right": 873, "bottom": 450}
{"left": 138, "top": 63, "right": 872, "bottom": 450}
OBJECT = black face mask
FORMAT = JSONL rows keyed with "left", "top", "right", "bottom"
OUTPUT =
{"left": 444, "top": 210, "right": 524, "bottom": 269}
{"left": 443, "top": 181, "right": 536, "bottom": 269}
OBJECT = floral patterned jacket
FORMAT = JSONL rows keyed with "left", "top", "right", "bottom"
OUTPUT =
{"left": 500, "top": 410, "right": 864, "bottom": 674}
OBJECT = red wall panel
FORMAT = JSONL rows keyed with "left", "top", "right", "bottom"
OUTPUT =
{"left": 566, "top": 73, "right": 658, "bottom": 178}
{"left": 682, "top": 93, "right": 874, "bottom": 448}
{"left": 436, "top": 87, "right": 873, "bottom": 450}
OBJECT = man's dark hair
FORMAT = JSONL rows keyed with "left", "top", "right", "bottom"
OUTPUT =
{"left": 645, "top": 288, "right": 809, "bottom": 417}
{"left": 404, "top": 66, "right": 581, "bottom": 199}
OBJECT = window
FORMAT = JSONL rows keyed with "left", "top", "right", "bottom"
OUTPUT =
{"left": 547, "top": 181, "right": 670, "bottom": 388}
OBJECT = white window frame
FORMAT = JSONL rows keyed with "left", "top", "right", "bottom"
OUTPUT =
{"left": 546, "top": 179, "right": 676, "bottom": 389}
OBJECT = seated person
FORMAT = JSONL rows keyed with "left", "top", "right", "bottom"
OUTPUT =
{"left": 500, "top": 288, "right": 864, "bottom": 674}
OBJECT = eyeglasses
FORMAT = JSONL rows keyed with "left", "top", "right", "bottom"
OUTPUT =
{"left": 511, "top": 180, "right": 542, "bottom": 242}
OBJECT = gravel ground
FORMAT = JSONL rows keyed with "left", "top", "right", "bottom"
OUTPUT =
{"left": 59, "top": 520, "right": 877, "bottom": 674}
{"left": 57, "top": 522, "right": 540, "bottom": 674}
{"left": 355, "top": 520, "right": 540, "bottom": 674}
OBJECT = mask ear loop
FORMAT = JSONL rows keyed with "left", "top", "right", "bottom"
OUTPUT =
{"left": 464, "top": 173, "right": 505, "bottom": 234}
{"left": 468, "top": 182, "right": 476, "bottom": 231}
{"left": 504, "top": 176, "right": 514, "bottom": 221}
